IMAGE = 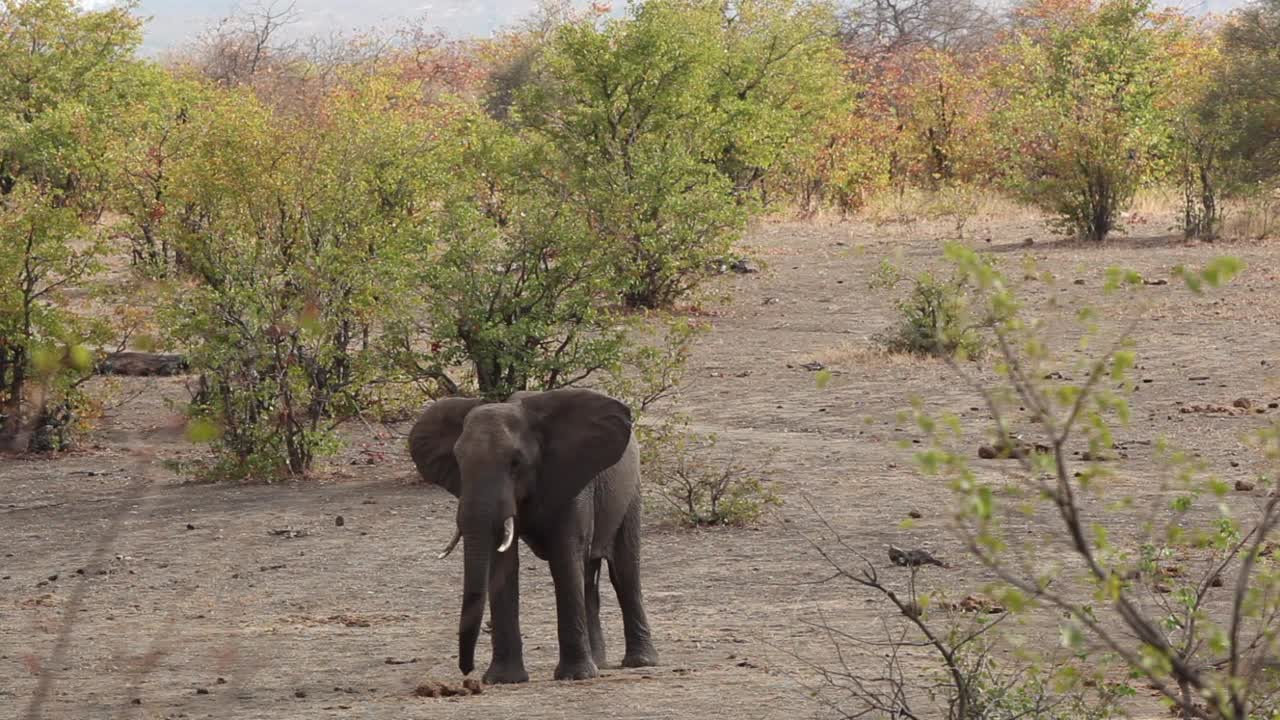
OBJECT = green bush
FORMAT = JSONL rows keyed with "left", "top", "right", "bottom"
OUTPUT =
{"left": 0, "top": 0, "right": 141, "bottom": 448}
{"left": 390, "top": 113, "right": 630, "bottom": 402}
{"left": 990, "top": 0, "right": 1174, "bottom": 242}
{"left": 1217, "top": 0, "right": 1280, "bottom": 189}
{"left": 516, "top": 0, "right": 845, "bottom": 309}
{"left": 873, "top": 263, "right": 985, "bottom": 359}
{"left": 151, "top": 76, "right": 433, "bottom": 478}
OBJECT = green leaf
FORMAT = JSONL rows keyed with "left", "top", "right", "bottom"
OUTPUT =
{"left": 68, "top": 344, "right": 94, "bottom": 373}
{"left": 184, "top": 418, "right": 222, "bottom": 444}
{"left": 814, "top": 368, "right": 832, "bottom": 390}
{"left": 1111, "top": 350, "right": 1135, "bottom": 380}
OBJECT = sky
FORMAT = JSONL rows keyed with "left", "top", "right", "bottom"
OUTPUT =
{"left": 81, "top": 0, "right": 1253, "bottom": 56}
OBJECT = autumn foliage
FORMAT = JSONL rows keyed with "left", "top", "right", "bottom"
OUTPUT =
{"left": 3, "top": 0, "right": 1279, "bottom": 466}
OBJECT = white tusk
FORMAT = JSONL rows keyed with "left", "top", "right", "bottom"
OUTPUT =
{"left": 437, "top": 527, "right": 462, "bottom": 559}
{"left": 497, "top": 517, "right": 515, "bottom": 553}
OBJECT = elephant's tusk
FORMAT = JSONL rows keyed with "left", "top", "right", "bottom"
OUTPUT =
{"left": 437, "top": 527, "right": 462, "bottom": 559}
{"left": 498, "top": 517, "right": 515, "bottom": 553}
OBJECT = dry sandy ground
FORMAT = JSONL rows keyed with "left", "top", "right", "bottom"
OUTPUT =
{"left": 3, "top": 210, "right": 1279, "bottom": 719}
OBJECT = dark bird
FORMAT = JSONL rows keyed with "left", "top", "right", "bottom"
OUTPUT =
{"left": 889, "top": 545, "right": 945, "bottom": 568}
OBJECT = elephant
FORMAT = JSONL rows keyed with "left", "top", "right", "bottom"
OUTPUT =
{"left": 408, "top": 387, "right": 660, "bottom": 683}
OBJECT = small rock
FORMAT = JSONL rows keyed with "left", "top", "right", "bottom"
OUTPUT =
{"left": 1230, "top": 460, "right": 1240, "bottom": 468}
{"left": 1210, "top": 574, "right": 1224, "bottom": 588}
{"left": 907, "top": 509, "right": 923, "bottom": 519}
{"left": 799, "top": 361, "right": 825, "bottom": 372}
{"left": 195, "top": 688, "right": 209, "bottom": 695}
{"left": 1189, "top": 375, "right": 1210, "bottom": 382}
{"left": 462, "top": 678, "right": 483, "bottom": 695}
{"left": 1236, "top": 480, "right": 1255, "bottom": 492}
{"left": 1154, "top": 582, "right": 1172, "bottom": 594}
{"left": 186, "top": 523, "right": 196, "bottom": 531}
{"left": 762, "top": 297, "right": 780, "bottom": 305}
{"left": 1233, "top": 397, "right": 1253, "bottom": 410}
{"left": 1142, "top": 278, "right": 1168, "bottom": 286}
{"left": 216, "top": 678, "right": 227, "bottom": 685}
{"left": 335, "top": 516, "right": 345, "bottom": 527}
{"left": 131, "top": 699, "right": 141, "bottom": 706}
{"left": 294, "top": 690, "right": 307, "bottom": 699}
{"left": 1022, "top": 237, "right": 1034, "bottom": 246}
{"left": 1074, "top": 278, "right": 1086, "bottom": 285}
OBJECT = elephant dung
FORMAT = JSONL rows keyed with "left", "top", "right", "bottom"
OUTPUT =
{"left": 413, "top": 679, "right": 483, "bottom": 698}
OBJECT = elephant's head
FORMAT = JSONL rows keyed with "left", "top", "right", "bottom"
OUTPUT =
{"left": 407, "top": 388, "right": 633, "bottom": 675}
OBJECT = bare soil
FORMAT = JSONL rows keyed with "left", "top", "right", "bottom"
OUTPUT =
{"left": 3, "top": 211, "right": 1278, "bottom": 719}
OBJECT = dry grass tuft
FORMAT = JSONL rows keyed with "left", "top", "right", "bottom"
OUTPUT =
{"left": 1220, "top": 191, "right": 1280, "bottom": 241}
{"left": 807, "top": 341, "right": 932, "bottom": 370}
{"left": 859, "top": 187, "right": 1040, "bottom": 227}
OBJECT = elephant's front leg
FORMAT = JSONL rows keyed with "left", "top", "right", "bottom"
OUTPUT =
{"left": 484, "top": 545, "right": 528, "bottom": 684}
{"left": 549, "top": 548, "right": 597, "bottom": 680}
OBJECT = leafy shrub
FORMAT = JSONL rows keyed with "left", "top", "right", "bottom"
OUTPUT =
{"left": 597, "top": 315, "right": 777, "bottom": 528}
{"left": 152, "top": 77, "right": 433, "bottom": 478}
{"left": 990, "top": 0, "right": 1175, "bottom": 242}
{"left": 1217, "top": 0, "right": 1280, "bottom": 189}
{"left": 872, "top": 262, "right": 984, "bottom": 359}
{"left": 811, "top": 248, "right": 1262, "bottom": 720}
{"left": 0, "top": 0, "right": 140, "bottom": 448}
{"left": 390, "top": 113, "right": 629, "bottom": 402}
{"left": 647, "top": 421, "right": 780, "bottom": 527}
{"left": 910, "top": 248, "right": 1270, "bottom": 719}
{"left": 517, "top": 0, "right": 845, "bottom": 308}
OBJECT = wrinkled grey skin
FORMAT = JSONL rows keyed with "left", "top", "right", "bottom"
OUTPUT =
{"left": 408, "top": 388, "right": 659, "bottom": 683}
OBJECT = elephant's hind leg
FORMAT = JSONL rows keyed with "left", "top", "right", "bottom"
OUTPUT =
{"left": 608, "top": 500, "right": 659, "bottom": 668}
{"left": 585, "top": 557, "right": 607, "bottom": 667}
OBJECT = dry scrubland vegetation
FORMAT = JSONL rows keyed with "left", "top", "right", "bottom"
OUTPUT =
{"left": 3, "top": 0, "right": 1280, "bottom": 718}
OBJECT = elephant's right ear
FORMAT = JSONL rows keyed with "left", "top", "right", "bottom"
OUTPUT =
{"left": 408, "top": 397, "right": 483, "bottom": 498}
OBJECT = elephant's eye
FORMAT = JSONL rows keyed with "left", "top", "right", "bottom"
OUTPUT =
{"left": 509, "top": 455, "right": 522, "bottom": 471}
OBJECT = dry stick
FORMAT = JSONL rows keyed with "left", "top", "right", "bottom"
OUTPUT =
{"left": 796, "top": 495, "right": 1000, "bottom": 719}
{"left": 1233, "top": 496, "right": 1280, "bottom": 714}
{"left": 781, "top": 615, "right": 923, "bottom": 720}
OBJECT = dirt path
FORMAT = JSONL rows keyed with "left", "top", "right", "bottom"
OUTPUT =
{"left": 3, "top": 213, "right": 1278, "bottom": 719}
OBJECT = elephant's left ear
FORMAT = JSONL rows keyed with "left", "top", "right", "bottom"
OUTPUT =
{"left": 519, "top": 388, "right": 633, "bottom": 513}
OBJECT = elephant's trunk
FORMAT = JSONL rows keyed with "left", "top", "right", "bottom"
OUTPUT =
{"left": 458, "top": 527, "right": 490, "bottom": 676}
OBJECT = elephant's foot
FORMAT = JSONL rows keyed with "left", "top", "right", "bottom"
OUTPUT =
{"left": 553, "top": 658, "right": 599, "bottom": 681}
{"left": 483, "top": 661, "right": 529, "bottom": 685}
{"left": 621, "top": 643, "right": 659, "bottom": 668}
